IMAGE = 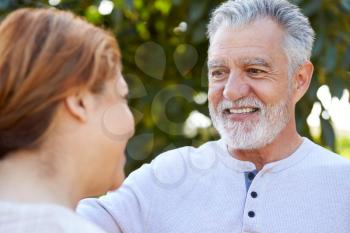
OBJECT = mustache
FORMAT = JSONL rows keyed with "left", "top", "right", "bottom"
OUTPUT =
{"left": 216, "top": 97, "right": 265, "bottom": 112}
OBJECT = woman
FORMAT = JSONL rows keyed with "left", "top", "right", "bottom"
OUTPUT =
{"left": 0, "top": 8, "right": 134, "bottom": 232}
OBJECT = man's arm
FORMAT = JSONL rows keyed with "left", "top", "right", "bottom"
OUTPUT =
{"left": 77, "top": 164, "right": 152, "bottom": 233}
{"left": 77, "top": 148, "right": 188, "bottom": 233}
{"left": 77, "top": 197, "right": 123, "bottom": 233}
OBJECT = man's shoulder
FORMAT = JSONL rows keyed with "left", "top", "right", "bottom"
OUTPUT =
{"left": 154, "top": 139, "right": 222, "bottom": 164}
{"left": 305, "top": 137, "right": 350, "bottom": 168}
{"left": 126, "top": 139, "right": 223, "bottom": 188}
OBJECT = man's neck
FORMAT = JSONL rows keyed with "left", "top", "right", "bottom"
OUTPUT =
{"left": 228, "top": 124, "right": 302, "bottom": 171}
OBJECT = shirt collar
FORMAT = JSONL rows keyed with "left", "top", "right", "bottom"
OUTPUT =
{"left": 216, "top": 137, "right": 314, "bottom": 173}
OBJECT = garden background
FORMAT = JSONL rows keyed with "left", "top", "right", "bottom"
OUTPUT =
{"left": 1, "top": 0, "right": 350, "bottom": 175}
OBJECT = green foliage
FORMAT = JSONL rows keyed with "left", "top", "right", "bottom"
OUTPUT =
{"left": 338, "top": 135, "right": 350, "bottom": 159}
{"left": 1, "top": 0, "right": 349, "bottom": 174}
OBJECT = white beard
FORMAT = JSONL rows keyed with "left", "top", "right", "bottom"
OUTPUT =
{"left": 209, "top": 96, "right": 291, "bottom": 150}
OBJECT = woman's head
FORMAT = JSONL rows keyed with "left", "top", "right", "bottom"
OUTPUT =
{"left": 0, "top": 8, "right": 134, "bottom": 195}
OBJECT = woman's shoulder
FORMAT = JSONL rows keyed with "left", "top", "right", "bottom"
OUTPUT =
{"left": 0, "top": 201, "right": 107, "bottom": 233}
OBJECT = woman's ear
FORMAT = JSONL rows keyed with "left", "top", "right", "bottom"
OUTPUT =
{"left": 64, "top": 91, "right": 95, "bottom": 123}
{"left": 292, "top": 61, "right": 314, "bottom": 102}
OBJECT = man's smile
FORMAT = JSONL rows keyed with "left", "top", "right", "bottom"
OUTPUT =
{"left": 222, "top": 106, "right": 260, "bottom": 121}
{"left": 224, "top": 107, "right": 260, "bottom": 114}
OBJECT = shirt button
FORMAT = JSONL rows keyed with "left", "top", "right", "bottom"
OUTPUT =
{"left": 248, "top": 211, "right": 255, "bottom": 218}
{"left": 251, "top": 191, "right": 258, "bottom": 198}
{"left": 247, "top": 172, "right": 255, "bottom": 180}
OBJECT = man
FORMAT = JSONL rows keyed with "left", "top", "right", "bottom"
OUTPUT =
{"left": 77, "top": 0, "right": 350, "bottom": 232}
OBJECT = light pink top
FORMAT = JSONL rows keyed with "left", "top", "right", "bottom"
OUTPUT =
{"left": 0, "top": 201, "right": 107, "bottom": 233}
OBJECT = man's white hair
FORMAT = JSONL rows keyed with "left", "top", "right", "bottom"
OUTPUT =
{"left": 207, "top": 0, "right": 315, "bottom": 77}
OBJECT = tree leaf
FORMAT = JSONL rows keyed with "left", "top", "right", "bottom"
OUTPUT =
{"left": 188, "top": 0, "right": 207, "bottom": 23}
{"left": 191, "top": 21, "right": 207, "bottom": 44}
{"left": 302, "top": 0, "right": 321, "bottom": 16}
{"left": 320, "top": 117, "right": 336, "bottom": 151}
{"left": 340, "top": 0, "right": 350, "bottom": 12}
{"left": 173, "top": 44, "right": 198, "bottom": 76}
{"left": 312, "top": 32, "right": 324, "bottom": 58}
{"left": 325, "top": 44, "right": 337, "bottom": 73}
{"left": 342, "top": 45, "right": 350, "bottom": 69}
{"left": 329, "top": 77, "right": 346, "bottom": 99}
{"left": 0, "top": 0, "right": 10, "bottom": 10}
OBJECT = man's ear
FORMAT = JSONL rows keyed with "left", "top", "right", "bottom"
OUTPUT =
{"left": 292, "top": 61, "right": 314, "bottom": 102}
{"left": 64, "top": 91, "right": 94, "bottom": 123}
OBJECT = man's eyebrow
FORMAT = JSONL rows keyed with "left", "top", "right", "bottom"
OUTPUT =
{"left": 239, "top": 57, "right": 271, "bottom": 68}
{"left": 207, "top": 60, "right": 229, "bottom": 68}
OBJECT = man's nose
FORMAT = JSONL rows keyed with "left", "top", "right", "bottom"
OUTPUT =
{"left": 223, "top": 72, "right": 250, "bottom": 101}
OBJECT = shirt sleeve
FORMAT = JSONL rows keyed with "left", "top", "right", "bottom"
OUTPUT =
{"left": 76, "top": 164, "right": 152, "bottom": 233}
{"left": 77, "top": 148, "right": 188, "bottom": 233}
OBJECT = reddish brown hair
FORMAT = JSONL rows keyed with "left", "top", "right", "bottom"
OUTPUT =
{"left": 0, "top": 8, "right": 121, "bottom": 158}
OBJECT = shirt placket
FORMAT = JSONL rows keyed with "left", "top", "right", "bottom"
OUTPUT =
{"left": 241, "top": 170, "right": 262, "bottom": 233}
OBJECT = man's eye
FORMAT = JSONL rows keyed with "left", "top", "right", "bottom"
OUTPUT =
{"left": 210, "top": 70, "right": 227, "bottom": 80}
{"left": 247, "top": 68, "right": 265, "bottom": 75}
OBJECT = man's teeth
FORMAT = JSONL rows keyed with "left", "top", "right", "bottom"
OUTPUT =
{"left": 229, "top": 108, "right": 256, "bottom": 114}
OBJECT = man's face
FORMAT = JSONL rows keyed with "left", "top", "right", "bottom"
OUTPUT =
{"left": 207, "top": 18, "right": 294, "bottom": 150}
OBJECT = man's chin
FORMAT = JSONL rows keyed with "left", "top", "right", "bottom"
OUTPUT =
{"left": 221, "top": 126, "right": 256, "bottom": 136}
{"left": 220, "top": 130, "right": 269, "bottom": 150}
{"left": 224, "top": 139, "right": 258, "bottom": 150}
{"left": 228, "top": 143, "right": 265, "bottom": 151}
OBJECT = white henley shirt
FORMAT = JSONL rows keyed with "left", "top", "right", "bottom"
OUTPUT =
{"left": 77, "top": 137, "right": 350, "bottom": 233}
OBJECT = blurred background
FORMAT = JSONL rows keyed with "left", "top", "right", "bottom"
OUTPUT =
{"left": 1, "top": 0, "right": 349, "bottom": 175}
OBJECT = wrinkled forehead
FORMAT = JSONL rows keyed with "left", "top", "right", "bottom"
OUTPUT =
{"left": 208, "top": 20, "right": 287, "bottom": 66}
{"left": 213, "top": 21, "right": 284, "bottom": 45}
{"left": 208, "top": 56, "right": 273, "bottom": 70}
